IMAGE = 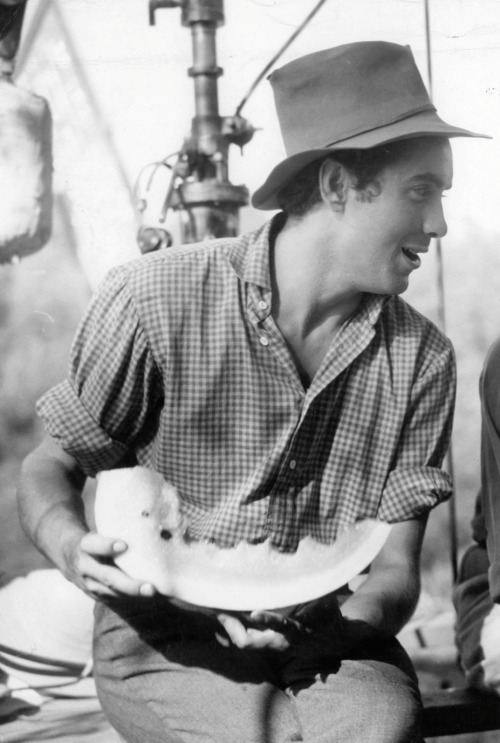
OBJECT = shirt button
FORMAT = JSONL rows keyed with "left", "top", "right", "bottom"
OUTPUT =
{"left": 258, "top": 300, "right": 268, "bottom": 311}
{"left": 259, "top": 336, "right": 269, "bottom": 346}
{"left": 289, "top": 460, "right": 297, "bottom": 470}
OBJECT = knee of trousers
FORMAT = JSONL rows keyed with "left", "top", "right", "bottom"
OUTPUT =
{"left": 347, "top": 682, "right": 422, "bottom": 743}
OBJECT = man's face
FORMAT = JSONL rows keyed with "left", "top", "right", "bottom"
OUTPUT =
{"left": 338, "top": 137, "right": 453, "bottom": 296}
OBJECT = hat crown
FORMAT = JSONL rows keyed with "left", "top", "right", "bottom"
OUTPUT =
{"left": 252, "top": 40, "right": 488, "bottom": 210}
{"left": 269, "top": 41, "right": 434, "bottom": 155}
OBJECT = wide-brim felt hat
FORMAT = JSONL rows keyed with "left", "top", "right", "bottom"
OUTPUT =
{"left": 252, "top": 41, "right": 490, "bottom": 210}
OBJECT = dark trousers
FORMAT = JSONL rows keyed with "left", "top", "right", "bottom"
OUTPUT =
{"left": 93, "top": 597, "right": 423, "bottom": 743}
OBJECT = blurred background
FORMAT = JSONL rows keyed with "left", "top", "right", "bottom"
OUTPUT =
{"left": 1, "top": 0, "right": 499, "bottom": 620}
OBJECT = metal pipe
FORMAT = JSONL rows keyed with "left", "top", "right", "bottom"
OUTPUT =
{"left": 190, "top": 22, "right": 220, "bottom": 117}
{"left": 144, "top": 0, "right": 250, "bottom": 246}
{"left": 424, "top": 0, "right": 458, "bottom": 583}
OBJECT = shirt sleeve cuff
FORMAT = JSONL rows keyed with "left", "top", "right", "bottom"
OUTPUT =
{"left": 378, "top": 466, "right": 453, "bottom": 522}
{"left": 37, "top": 380, "right": 129, "bottom": 477}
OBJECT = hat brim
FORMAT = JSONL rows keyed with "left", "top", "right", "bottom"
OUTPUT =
{"left": 251, "top": 110, "right": 490, "bottom": 210}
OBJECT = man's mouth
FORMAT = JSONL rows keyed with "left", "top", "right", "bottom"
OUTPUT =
{"left": 402, "top": 247, "right": 421, "bottom": 265}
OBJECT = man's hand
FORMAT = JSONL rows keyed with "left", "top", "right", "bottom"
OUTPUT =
{"left": 215, "top": 592, "right": 347, "bottom": 654}
{"left": 61, "top": 530, "right": 156, "bottom": 601}
{"left": 17, "top": 437, "right": 157, "bottom": 603}
{"left": 216, "top": 601, "right": 350, "bottom": 685}
{"left": 216, "top": 610, "right": 299, "bottom": 651}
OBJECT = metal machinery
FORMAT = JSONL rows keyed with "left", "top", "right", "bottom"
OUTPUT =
{"left": 138, "top": 0, "right": 256, "bottom": 252}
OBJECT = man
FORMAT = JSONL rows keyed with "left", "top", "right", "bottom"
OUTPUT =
{"left": 17, "top": 41, "right": 487, "bottom": 742}
{"left": 454, "top": 340, "right": 500, "bottom": 693}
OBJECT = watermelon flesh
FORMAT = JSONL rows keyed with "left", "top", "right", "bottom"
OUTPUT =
{"left": 94, "top": 467, "right": 392, "bottom": 611}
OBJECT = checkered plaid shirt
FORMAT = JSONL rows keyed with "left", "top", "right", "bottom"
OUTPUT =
{"left": 37, "top": 217, "right": 456, "bottom": 550}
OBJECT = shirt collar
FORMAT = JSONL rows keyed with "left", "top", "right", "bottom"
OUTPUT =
{"left": 228, "top": 214, "right": 285, "bottom": 290}
{"left": 228, "top": 215, "right": 391, "bottom": 325}
{"left": 356, "top": 293, "right": 390, "bottom": 327}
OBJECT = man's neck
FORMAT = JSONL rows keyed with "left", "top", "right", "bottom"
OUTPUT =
{"left": 270, "top": 210, "right": 363, "bottom": 336}
{"left": 269, "top": 210, "right": 364, "bottom": 386}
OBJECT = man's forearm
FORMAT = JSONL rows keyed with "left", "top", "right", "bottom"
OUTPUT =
{"left": 339, "top": 516, "right": 426, "bottom": 640}
{"left": 340, "top": 565, "right": 420, "bottom": 639}
{"left": 17, "top": 439, "right": 88, "bottom": 570}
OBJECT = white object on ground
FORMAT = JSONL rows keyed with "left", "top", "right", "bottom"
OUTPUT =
{"left": 477, "top": 603, "right": 500, "bottom": 693}
{"left": 0, "top": 570, "right": 95, "bottom": 696}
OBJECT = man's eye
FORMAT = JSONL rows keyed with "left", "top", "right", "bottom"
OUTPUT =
{"left": 410, "top": 187, "right": 429, "bottom": 200}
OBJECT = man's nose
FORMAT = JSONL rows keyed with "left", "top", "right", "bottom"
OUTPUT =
{"left": 424, "top": 201, "right": 448, "bottom": 239}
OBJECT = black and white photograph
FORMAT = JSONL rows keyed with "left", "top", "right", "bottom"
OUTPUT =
{"left": 0, "top": 1, "right": 500, "bottom": 741}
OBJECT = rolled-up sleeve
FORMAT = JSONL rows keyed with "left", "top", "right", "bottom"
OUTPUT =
{"left": 379, "top": 340, "right": 456, "bottom": 522}
{"left": 37, "top": 266, "right": 163, "bottom": 477}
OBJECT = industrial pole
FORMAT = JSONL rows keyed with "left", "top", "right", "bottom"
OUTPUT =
{"left": 142, "top": 0, "right": 254, "bottom": 250}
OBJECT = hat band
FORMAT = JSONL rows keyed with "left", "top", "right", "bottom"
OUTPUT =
{"left": 321, "top": 103, "right": 437, "bottom": 151}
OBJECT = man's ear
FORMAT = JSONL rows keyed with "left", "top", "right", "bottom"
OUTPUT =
{"left": 319, "top": 158, "right": 350, "bottom": 211}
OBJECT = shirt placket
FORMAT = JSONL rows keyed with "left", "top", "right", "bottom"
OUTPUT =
{"left": 307, "top": 313, "right": 377, "bottom": 402}
{"left": 246, "top": 283, "right": 306, "bottom": 394}
{"left": 260, "top": 302, "right": 380, "bottom": 550}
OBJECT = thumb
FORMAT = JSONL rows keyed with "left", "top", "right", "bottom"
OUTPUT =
{"left": 80, "top": 531, "right": 128, "bottom": 558}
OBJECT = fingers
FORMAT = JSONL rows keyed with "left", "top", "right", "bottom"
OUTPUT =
{"left": 248, "top": 609, "right": 346, "bottom": 658}
{"left": 250, "top": 610, "right": 305, "bottom": 637}
{"left": 79, "top": 531, "right": 127, "bottom": 558}
{"left": 216, "top": 613, "right": 291, "bottom": 651}
{"left": 79, "top": 562, "right": 156, "bottom": 600}
{"left": 78, "top": 567, "right": 156, "bottom": 601}
{"left": 217, "top": 613, "right": 249, "bottom": 646}
{"left": 246, "top": 627, "right": 290, "bottom": 650}
{"left": 72, "top": 532, "right": 156, "bottom": 600}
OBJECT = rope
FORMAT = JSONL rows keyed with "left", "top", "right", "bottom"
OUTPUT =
{"left": 424, "top": 0, "right": 458, "bottom": 583}
{"left": 0, "top": 642, "right": 94, "bottom": 695}
{"left": 234, "top": 0, "right": 330, "bottom": 117}
{"left": 0, "top": 641, "right": 89, "bottom": 673}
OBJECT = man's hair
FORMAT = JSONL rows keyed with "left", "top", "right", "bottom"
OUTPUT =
{"left": 276, "top": 139, "right": 414, "bottom": 217}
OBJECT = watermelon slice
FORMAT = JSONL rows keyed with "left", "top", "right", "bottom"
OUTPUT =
{"left": 94, "top": 467, "right": 392, "bottom": 610}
